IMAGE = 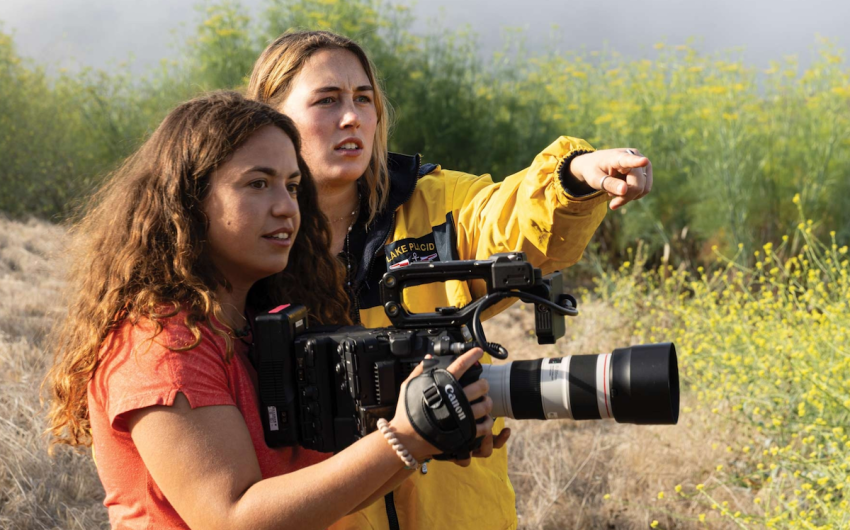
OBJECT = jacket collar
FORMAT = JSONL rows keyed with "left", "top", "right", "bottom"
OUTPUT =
{"left": 351, "top": 152, "right": 421, "bottom": 303}
{"left": 383, "top": 152, "right": 421, "bottom": 214}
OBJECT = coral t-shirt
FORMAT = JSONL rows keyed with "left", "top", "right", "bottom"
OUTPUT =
{"left": 87, "top": 314, "right": 329, "bottom": 529}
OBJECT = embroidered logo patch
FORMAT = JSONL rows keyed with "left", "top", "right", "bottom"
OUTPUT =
{"left": 385, "top": 233, "right": 439, "bottom": 270}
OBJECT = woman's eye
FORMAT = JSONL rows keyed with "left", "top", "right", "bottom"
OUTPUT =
{"left": 317, "top": 97, "right": 335, "bottom": 105}
{"left": 356, "top": 95, "right": 372, "bottom": 104}
{"left": 287, "top": 182, "right": 301, "bottom": 195}
{"left": 249, "top": 180, "right": 268, "bottom": 189}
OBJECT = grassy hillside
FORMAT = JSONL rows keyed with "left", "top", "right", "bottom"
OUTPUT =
{"left": 6, "top": 214, "right": 847, "bottom": 529}
{"left": 0, "top": 217, "right": 706, "bottom": 529}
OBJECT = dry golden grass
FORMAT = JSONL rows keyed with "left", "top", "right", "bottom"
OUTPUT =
{"left": 0, "top": 217, "right": 108, "bottom": 529}
{"left": 0, "top": 217, "right": 731, "bottom": 529}
{"left": 483, "top": 302, "right": 745, "bottom": 529}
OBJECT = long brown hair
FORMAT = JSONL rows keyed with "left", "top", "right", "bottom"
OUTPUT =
{"left": 45, "top": 91, "right": 349, "bottom": 449}
{"left": 246, "top": 30, "right": 392, "bottom": 225}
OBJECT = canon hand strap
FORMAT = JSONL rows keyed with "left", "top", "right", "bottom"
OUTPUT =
{"left": 405, "top": 361, "right": 480, "bottom": 461}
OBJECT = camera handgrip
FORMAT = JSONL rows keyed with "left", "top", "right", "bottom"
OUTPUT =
{"left": 405, "top": 366, "right": 480, "bottom": 460}
{"left": 434, "top": 360, "right": 486, "bottom": 461}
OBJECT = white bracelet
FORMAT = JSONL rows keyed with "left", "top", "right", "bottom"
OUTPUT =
{"left": 376, "top": 418, "right": 420, "bottom": 471}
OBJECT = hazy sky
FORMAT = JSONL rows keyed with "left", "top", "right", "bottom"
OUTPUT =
{"left": 1, "top": 0, "right": 849, "bottom": 73}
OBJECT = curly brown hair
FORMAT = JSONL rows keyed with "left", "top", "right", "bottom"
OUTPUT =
{"left": 45, "top": 91, "right": 350, "bottom": 449}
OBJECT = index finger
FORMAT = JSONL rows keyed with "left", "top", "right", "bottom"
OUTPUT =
{"left": 446, "top": 348, "right": 484, "bottom": 379}
{"left": 615, "top": 151, "right": 649, "bottom": 172}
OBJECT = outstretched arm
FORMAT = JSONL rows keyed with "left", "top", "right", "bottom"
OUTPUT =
{"left": 127, "top": 350, "right": 493, "bottom": 530}
{"left": 450, "top": 137, "right": 607, "bottom": 275}
{"left": 441, "top": 137, "right": 652, "bottom": 304}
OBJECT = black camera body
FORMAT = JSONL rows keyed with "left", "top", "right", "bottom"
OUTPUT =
{"left": 254, "top": 252, "right": 680, "bottom": 453}
{"left": 253, "top": 252, "right": 573, "bottom": 451}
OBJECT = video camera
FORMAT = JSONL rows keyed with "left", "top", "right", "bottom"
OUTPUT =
{"left": 254, "top": 252, "right": 679, "bottom": 454}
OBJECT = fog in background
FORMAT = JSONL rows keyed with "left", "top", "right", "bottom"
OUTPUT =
{"left": 2, "top": 0, "right": 849, "bottom": 74}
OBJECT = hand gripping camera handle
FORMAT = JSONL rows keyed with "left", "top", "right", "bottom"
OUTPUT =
{"left": 404, "top": 360, "right": 482, "bottom": 461}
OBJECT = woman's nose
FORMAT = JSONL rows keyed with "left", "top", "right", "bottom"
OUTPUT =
{"left": 271, "top": 188, "right": 299, "bottom": 218}
{"left": 339, "top": 104, "right": 361, "bottom": 129}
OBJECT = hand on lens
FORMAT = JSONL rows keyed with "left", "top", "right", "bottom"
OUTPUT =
{"left": 568, "top": 148, "right": 653, "bottom": 210}
{"left": 441, "top": 348, "right": 500, "bottom": 467}
{"left": 440, "top": 349, "right": 509, "bottom": 467}
{"left": 390, "top": 348, "right": 499, "bottom": 466}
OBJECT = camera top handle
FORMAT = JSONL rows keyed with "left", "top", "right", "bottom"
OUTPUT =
{"left": 379, "top": 252, "right": 579, "bottom": 359}
{"left": 380, "top": 253, "right": 535, "bottom": 327}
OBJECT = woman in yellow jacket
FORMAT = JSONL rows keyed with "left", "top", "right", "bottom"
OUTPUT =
{"left": 247, "top": 30, "right": 653, "bottom": 530}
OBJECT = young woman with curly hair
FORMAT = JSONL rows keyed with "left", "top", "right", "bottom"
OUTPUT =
{"left": 45, "top": 91, "right": 492, "bottom": 530}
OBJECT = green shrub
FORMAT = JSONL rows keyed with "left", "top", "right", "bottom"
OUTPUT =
{"left": 1, "top": 3, "right": 848, "bottom": 266}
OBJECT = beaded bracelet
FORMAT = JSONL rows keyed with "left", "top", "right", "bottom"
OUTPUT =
{"left": 376, "top": 418, "right": 428, "bottom": 473}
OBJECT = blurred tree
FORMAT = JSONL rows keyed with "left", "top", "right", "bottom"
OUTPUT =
{"left": 187, "top": 1, "right": 260, "bottom": 90}
{"left": 1, "top": 4, "right": 848, "bottom": 268}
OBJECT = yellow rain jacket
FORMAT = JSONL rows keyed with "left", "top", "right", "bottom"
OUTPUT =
{"left": 331, "top": 136, "right": 609, "bottom": 530}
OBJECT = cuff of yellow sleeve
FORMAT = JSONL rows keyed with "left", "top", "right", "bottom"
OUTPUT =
{"left": 555, "top": 149, "right": 608, "bottom": 211}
